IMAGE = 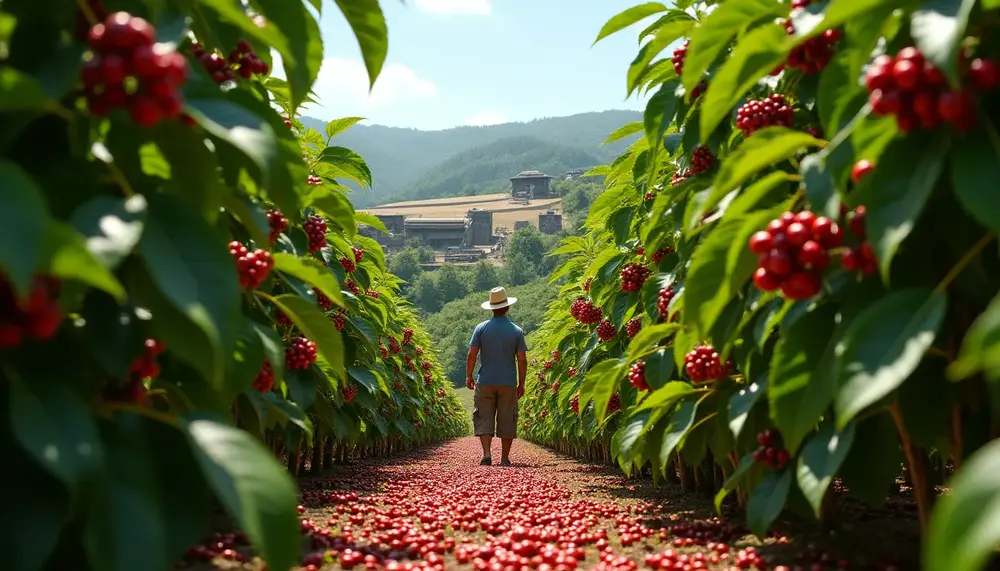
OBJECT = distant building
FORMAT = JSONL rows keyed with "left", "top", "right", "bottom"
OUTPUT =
{"left": 467, "top": 209, "right": 494, "bottom": 246}
{"left": 514, "top": 220, "right": 531, "bottom": 231}
{"left": 538, "top": 210, "right": 562, "bottom": 234}
{"left": 510, "top": 170, "right": 553, "bottom": 199}
{"left": 364, "top": 214, "right": 406, "bottom": 248}
{"left": 403, "top": 217, "right": 470, "bottom": 249}
{"left": 564, "top": 168, "right": 588, "bottom": 180}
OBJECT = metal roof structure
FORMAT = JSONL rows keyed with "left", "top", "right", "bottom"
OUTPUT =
{"left": 511, "top": 170, "right": 552, "bottom": 180}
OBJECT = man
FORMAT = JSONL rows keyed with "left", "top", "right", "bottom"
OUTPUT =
{"left": 466, "top": 286, "right": 528, "bottom": 467}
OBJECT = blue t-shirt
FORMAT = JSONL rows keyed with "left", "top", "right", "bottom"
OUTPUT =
{"left": 469, "top": 316, "right": 528, "bottom": 386}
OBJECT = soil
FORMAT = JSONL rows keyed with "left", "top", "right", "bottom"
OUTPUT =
{"left": 177, "top": 437, "right": 921, "bottom": 571}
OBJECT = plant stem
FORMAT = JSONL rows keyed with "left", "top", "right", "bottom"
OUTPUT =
{"left": 107, "top": 160, "right": 136, "bottom": 198}
{"left": 75, "top": 0, "right": 99, "bottom": 24}
{"left": 934, "top": 231, "right": 996, "bottom": 293}
{"left": 889, "top": 401, "right": 930, "bottom": 537}
{"left": 102, "top": 402, "right": 180, "bottom": 426}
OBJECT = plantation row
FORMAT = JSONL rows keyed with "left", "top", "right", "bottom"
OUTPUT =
{"left": 519, "top": 1, "right": 1000, "bottom": 570}
{"left": 1, "top": 2, "right": 468, "bottom": 571}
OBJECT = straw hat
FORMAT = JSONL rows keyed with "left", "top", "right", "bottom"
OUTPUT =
{"left": 481, "top": 287, "right": 518, "bottom": 310}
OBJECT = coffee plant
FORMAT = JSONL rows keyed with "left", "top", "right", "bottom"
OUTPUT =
{"left": 520, "top": 1, "right": 1000, "bottom": 570}
{"left": 0, "top": 1, "right": 469, "bottom": 571}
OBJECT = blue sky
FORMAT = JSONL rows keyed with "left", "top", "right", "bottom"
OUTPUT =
{"left": 273, "top": 0, "right": 654, "bottom": 130}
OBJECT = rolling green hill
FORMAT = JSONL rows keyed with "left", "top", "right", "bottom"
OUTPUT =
{"left": 298, "top": 110, "right": 641, "bottom": 207}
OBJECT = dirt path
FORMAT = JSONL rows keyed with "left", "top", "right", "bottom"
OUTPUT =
{"left": 178, "top": 438, "right": 919, "bottom": 571}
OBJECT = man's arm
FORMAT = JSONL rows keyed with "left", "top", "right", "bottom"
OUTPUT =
{"left": 466, "top": 346, "right": 479, "bottom": 390}
{"left": 516, "top": 350, "right": 527, "bottom": 398}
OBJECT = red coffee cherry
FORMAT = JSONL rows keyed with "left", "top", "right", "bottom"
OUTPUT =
{"left": 351, "top": 245, "right": 364, "bottom": 263}
{"left": 303, "top": 215, "right": 328, "bottom": 253}
{"left": 671, "top": 40, "right": 689, "bottom": 75}
{"left": 753, "top": 429, "right": 791, "bottom": 470}
{"left": 228, "top": 241, "right": 274, "bottom": 289}
{"left": 286, "top": 336, "right": 317, "bottom": 370}
{"left": 689, "top": 146, "right": 714, "bottom": 176}
{"left": 365, "top": 289, "right": 380, "bottom": 299}
{"left": 607, "top": 394, "right": 622, "bottom": 414}
{"left": 343, "top": 383, "right": 357, "bottom": 403}
{"left": 620, "top": 262, "right": 651, "bottom": 293}
{"left": 570, "top": 297, "right": 602, "bottom": 325}
{"left": 626, "top": 317, "right": 641, "bottom": 339}
{"left": 657, "top": 286, "right": 675, "bottom": 320}
{"left": 333, "top": 316, "right": 345, "bottom": 331}
{"left": 130, "top": 338, "right": 166, "bottom": 380}
{"left": 628, "top": 361, "right": 650, "bottom": 391}
{"left": 736, "top": 94, "right": 794, "bottom": 137}
{"left": 651, "top": 247, "right": 674, "bottom": 263}
{"left": 851, "top": 160, "right": 875, "bottom": 183}
{"left": 684, "top": 344, "right": 730, "bottom": 383}
{"left": 783, "top": 3, "right": 839, "bottom": 75}
{"left": 0, "top": 274, "right": 63, "bottom": 348}
{"left": 266, "top": 210, "right": 288, "bottom": 244}
{"left": 344, "top": 279, "right": 361, "bottom": 296}
{"left": 596, "top": 319, "right": 617, "bottom": 342}
{"left": 748, "top": 211, "right": 840, "bottom": 299}
{"left": 670, "top": 169, "right": 689, "bottom": 187}
{"left": 339, "top": 256, "right": 356, "bottom": 273}
{"left": 252, "top": 360, "right": 275, "bottom": 392}
{"left": 570, "top": 393, "right": 580, "bottom": 415}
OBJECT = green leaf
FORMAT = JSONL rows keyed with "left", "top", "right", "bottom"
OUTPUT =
{"left": 703, "top": 128, "right": 823, "bottom": 218}
{"left": 626, "top": 19, "right": 692, "bottom": 96}
{"left": 604, "top": 122, "right": 645, "bottom": 145}
{"left": 924, "top": 438, "right": 1000, "bottom": 571}
{"left": 746, "top": 469, "right": 792, "bottom": 537}
{"left": 253, "top": 0, "right": 323, "bottom": 111}
{"left": 0, "top": 67, "right": 50, "bottom": 111}
{"left": 184, "top": 97, "right": 279, "bottom": 189}
{"left": 594, "top": 2, "right": 668, "bottom": 44}
{"left": 657, "top": 397, "right": 699, "bottom": 467}
{"left": 768, "top": 304, "right": 838, "bottom": 454}
{"left": 1, "top": 447, "right": 69, "bottom": 571}
{"left": 333, "top": 0, "right": 388, "bottom": 87}
{"left": 580, "top": 358, "right": 625, "bottom": 425}
{"left": 714, "top": 452, "right": 755, "bottom": 513}
{"left": 325, "top": 117, "right": 365, "bottom": 139}
{"left": 38, "top": 220, "right": 125, "bottom": 301}
{"left": 950, "top": 130, "right": 1000, "bottom": 232}
{"left": 85, "top": 417, "right": 169, "bottom": 571}
{"left": 309, "top": 186, "right": 357, "bottom": 237}
{"left": 272, "top": 253, "right": 345, "bottom": 308}
{"left": 0, "top": 160, "right": 49, "bottom": 293}
{"left": 9, "top": 378, "right": 104, "bottom": 495}
{"left": 685, "top": 212, "right": 773, "bottom": 339}
{"left": 356, "top": 212, "right": 389, "bottom": 234}
{"left": 644, "top": 79, "right": 681, "bottom": 151}
{"left": 139, "top": 193, "right": 240, "bottom": 385}
{"left": 699, "top": 23, "right": 790, "bottom": 139}
{"left": 70, "top": 195, "right": 147, "bottom": 271}
{"left": 834, "top": 288, "right": 948, "bottom": 429}
{"left": 612, "top": 409, "right": 652, "bottom": 475}
{"left": 910, "top": 0, "right": 976, "bottom": 86}
{"left": 185, "top": 418, "right": 299, "bottom": 571}
{"left": 950, "top": 292, "right": 1000, "bottom": 381}
{"left": 681, "top": 0, "right": 787, "bottom": 95}
{"left": 839, "top": 412, "right": 903, "bottom": 507}
{"left": 728, "top": 374, "right": 767, "bottom": 439}
{"left": 642, "top": 348, "right": 676, "bottom": 391}
{"left": 152, "top": 122, "right": 224, "bottom": 218}
{"left": 318, "top": 146, "right": 373, "bottom": 189}
{"left": 796, "top": 420, "right": 856, "bottom": 517}
{"left": 269, "top": 293, "right": 346, "bottom": 380}
{"left": 636, "top": 381, "right": 695, "bottom": 430}
{"left": 626, "top": 323, "right": 679, "bottom": 363}
{"left": 854, "top": 133, "right": 950, "bottom": 281}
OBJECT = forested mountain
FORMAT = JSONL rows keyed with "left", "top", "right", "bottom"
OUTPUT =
{"left": 298, "top": 110, "right": 641, "bottom": 206}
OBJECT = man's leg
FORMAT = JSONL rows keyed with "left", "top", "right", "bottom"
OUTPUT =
{"left": 495, "top": 385, "right": 518, "bottom": 465}
{"left": 473, "top": 384, "right": 497, "bottom": 464}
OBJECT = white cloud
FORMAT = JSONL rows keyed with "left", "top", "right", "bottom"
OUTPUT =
{"left": 413, "top": 0, "right": 491, "bottom": 15}
{"left": 270, "top": 53, "right": 437, "bottom": 117}
{"left": 464, "top": 110, "right": 508, "bottom": 126}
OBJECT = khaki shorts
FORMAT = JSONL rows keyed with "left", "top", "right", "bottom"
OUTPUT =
{"left": 473, "top": 384, "right": 518, "bottom": 439}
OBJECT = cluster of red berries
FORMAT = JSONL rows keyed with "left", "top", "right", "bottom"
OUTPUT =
{"left": 620, "top": 263, "right": 651, "bottom": 293}
{"left": 736, "top": 94, "right": 794, "bottom": 138}
{"left": 543, "top": 360, "right": 553, "bottom": 370}
{"left": 866, "top": 46, "right": 999, "bottom": 132}
{"left": 626, "top": 317, "right": 641, "bottom": 339}
{"left": 314, "top": 288, "right": 334, "bottom": 310}
{"left": 402, "top": 328, "right": 414, "bottom": 345}
{"left": 130, "top": 338, "right": 166, "bottom": 380}
{"left": 191, "top": 40, "right": 268, "bottom": 84}
{"left": 684, "top": 345, "right": 730, "bottom": 383}
{"left": 252, "top": 360, "right": 275, "bottom": 392}
{"left": 596, "top": 319, "right": 617, "bottom": 342}
{"left": 345, "top": 279, "right": 361, "bottom": 296}
{"left": 627, "top": 361, "right": 649, "bottom": 391}
{"left": 670, "top": 170, "right": 688, "bottom": 187}
{"left": 733, "top": 546, "right": 768, "bottom": 570}
{"left": 228, "top": 241, "right": 274, "bottom": 289}
{"left": 424, "top": 373, "right": 433, "bottom": 384}
{"left": 570, "top": 393, "right": 580, "bottom": 414}
{"left": 571, "top": 298, "right": 603, "bottom": 325}
{"left": 0, "top": 275, "right": 62, "bottom": 349}
{"left": 669, "top": 41, "right": 707, "bottom": 99}
{"left": 303, "top": 215, "right": 327, "bottom": 253}
{"left": 781, "top": 1, "right": 839, "bottom": 75}
{"left": 332, "top": 315, "right": 345, "bottom": 331}
{"left": 343, "top": 384, "right": 357, "bottom": 403}
{"left": 351, "top": 245, "right": 364, "bottom": 263}
{"left": 420, "top": 360, "right": 431, "bottom": 371}
{"left": 689, "top": 146, "right": 714, "bottom": 175}
{"left": 415, "top": 346, "right": 424, "bottom": 356}
{"left": 80, "top": 12, "right": 188, "bottom": 126}
{"left": 753, "top": 429, "right": 791, "bottom": 469}
{"left": 339, "top": 256, "right": 356, "bottom": 273}
{"left": 550, "top": 381, "right": 561, "bottom": 393}
{"left": 307, "top": 175, "right": 323, "bottom": 185}
{"left": 286, "top": 336, "right": 317, "bottom": 370}
{"left": 607, "top": 394, "right": 622, "bottom": 414}
{"left": 582, "top": 277, "right": 594, "bottom": 292}
{"left": 657, "top": 286, "right": 675, "bottom": 320}
{"left": 388, "top": 336, "right": 401, "bottom": 353}
{"left": 568, "top": 367, "right": 577, "bottom": 378}
{"left": 841, "top": 203, "right": 877, "bottom": 276}
{"left": 749, "top": 210, "right": 842, "bottom": 299}
{"left": 550, "top": 349, "right": 560, "bottom": 362}
{"left": 365, "top": 289, "right": 380, "bottom": 299}
{"left": 651, "top": 247, "right": 674, "bottom": 263}
{"left": 266, "top": 210, "right": 288, "bottom": 244}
